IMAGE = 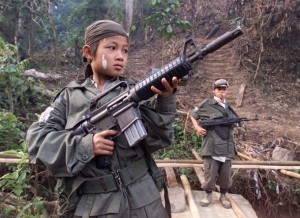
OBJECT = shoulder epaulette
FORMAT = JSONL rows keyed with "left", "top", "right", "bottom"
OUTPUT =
{"left": 52, "top": 79, "right": 85, "bottom": 102}
{"left": 198, "top": 99, "right": 209, "bottom": 107}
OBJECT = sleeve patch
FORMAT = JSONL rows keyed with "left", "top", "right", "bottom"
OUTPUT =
{"left": 39, "top": 106, "right": 54, "bottom": 123}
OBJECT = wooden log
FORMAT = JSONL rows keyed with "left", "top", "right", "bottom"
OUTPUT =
{"left": 165, "top": 166, "right": 178, "bottom": 188}
{"left": 279, "top": 169, "right": 300, "bottom": 179}
{"left": 22, "top": 69, "right": 62, "bottom": 81}
{"left": 236, "top": 83, "right": 246, "bottom": 107}
{"left": 193, "top": 166, "right": 205, "bottom": 184}
{"left": 237, "top": 152, "right": 257, "bottom": 161}
{"left": 180, "top": 175, "right": 201, "bottom": 218}
{"left": 191, "top": 149, "right": 203, "bottom": 161}
{"left": 34, "top": 85, "right": 56, "bottom": 98}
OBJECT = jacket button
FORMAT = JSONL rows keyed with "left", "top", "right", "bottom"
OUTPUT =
{"left": 82, "top": 154, "right": 89, "bottom": 161}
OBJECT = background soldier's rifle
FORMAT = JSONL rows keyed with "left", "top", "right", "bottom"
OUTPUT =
{"left": 200, "top": 116, "right": 259, "bottom": 140}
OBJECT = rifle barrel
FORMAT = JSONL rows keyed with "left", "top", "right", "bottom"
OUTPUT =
{"left": 199, "top": 26, "right": 243, "bottom": 58}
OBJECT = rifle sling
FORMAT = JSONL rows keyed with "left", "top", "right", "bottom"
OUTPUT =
{"left": 214, "top": 125, "right": 228, "bottom": 140}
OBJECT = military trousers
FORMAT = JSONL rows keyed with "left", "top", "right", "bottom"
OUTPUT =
{"left": 201, "top": 156, "right": 232, "bottom": 191}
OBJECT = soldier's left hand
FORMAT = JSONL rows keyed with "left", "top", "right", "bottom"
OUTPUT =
{"left": 151, "top": 77, "right": 179, "bottom": 97}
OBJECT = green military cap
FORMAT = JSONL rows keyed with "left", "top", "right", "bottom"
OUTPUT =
{"left": 213, "top": 79, "right": 229, "bottom": 89}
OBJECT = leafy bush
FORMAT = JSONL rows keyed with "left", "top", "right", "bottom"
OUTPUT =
{"left": 0, "top": 110, "right": 25, "bottom": 150}
{"left": 153, "top": 122, "right": 202, "bottom": 159}
{"left": 0, "top": 37, "right": 35, "bottom": 113}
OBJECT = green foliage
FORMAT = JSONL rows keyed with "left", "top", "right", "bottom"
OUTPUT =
{"left": 0, "top": 37, "right": 36, "bottom": 112}
{"left": 0, "top": 143, "right": 30, "bottom": 197}
{"left": 266, "top": 179, "right": 277, "bottom": 191}
{"left": 154, "top": 121, "right": 202, "bottom": 159}
{"left": 0, "top": 110, "right": 25, "bottom": 150}
{"left": 55, "top": 0, "right": 125, "bottom": 47}
{"left": 0, "top": 143, "right": 46, "bottom": 217}
{"left": 145, "top": 0, "right": 192, "bottom": 39}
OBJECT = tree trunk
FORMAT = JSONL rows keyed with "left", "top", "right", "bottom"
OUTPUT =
{"left": 47, "top": 0, "right": 58, "bottom": 67}
{"left": 125, "top": 0, "right": 134, "bottom": 32}
{"left": 15, "top": 6, "right": 25, "bottom": 63}
{"left": 7, "top": 76, "right": 14, "bottom": 113}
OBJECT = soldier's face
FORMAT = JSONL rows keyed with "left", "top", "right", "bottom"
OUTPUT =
{"left": 91, "top": 35, "right": 129, "bottom": 80}
{"left": 214, "top": 87, "right": 227, "bottom": 100}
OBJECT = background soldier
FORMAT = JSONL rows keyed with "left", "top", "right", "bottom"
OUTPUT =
{"left": 190, "top": 78, "right": 238, "bottom": 209}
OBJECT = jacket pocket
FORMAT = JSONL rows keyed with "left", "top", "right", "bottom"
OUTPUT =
{"left": 214, "top": 136, "right": 228, "bottom": 155}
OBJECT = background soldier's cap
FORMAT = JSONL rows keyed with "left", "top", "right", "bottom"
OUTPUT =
{"left": 213, "top": 79, "right": 229, "bottom": 89}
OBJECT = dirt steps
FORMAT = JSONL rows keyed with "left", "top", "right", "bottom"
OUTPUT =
{"left": 127, "top": 36, "right": 300, "bottom": 144}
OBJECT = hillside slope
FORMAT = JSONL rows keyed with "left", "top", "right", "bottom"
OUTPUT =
{"left": 126, "top": 35, "right": 300, "bottom": 160}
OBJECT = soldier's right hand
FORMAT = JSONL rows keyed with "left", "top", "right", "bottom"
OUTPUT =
{"left": 196, "top": 127, "right": 207, "bottom": 136}
{"left": 92, "top": 129, "right": 119, "bottom": 156}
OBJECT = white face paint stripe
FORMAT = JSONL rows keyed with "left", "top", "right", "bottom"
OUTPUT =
{"left": 102, "top": 54, "right": 107, "bottom": 69}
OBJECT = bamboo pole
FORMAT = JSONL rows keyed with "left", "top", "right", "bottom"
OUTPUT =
{"left": 0, "top": 153, "right": 21, "bottom": 159}
{"left": 157, "top": 162, "right": 300, "bottom": 170}
{"left": 0, "top": 158, "right": 28, "bottom": 164}
{"left": 155, "top": 159, "right": 300, "bottom": 166}
{"left": 180, "top": 175, "right": 201, "bottom": 218}
{"left": 237, "top": 151, "right": 300, "bottom": 179}
{"left": 279, "top": 169, "right": 300, "bottom": 179}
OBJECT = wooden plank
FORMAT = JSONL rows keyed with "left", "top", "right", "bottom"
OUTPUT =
{"left": 164, "top": 165, "right": 178, "bottom": 188}
{"left": 230, "top": 194, "right": 258, "bottom": 218}
{"left": 192, "top": 151, "right": 255, "bottom": 218}
{"left": 180, "top": 175, "right": 201, "bottom": 218}
{"left": 193, "top": 191, "right": 239, "bottom": 218}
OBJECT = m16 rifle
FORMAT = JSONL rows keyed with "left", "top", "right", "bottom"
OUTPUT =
{"left": 72, "top": 26, "right": 243, "bottom": 167}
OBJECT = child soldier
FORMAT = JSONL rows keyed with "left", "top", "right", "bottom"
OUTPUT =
{"left": 26, "top": 20, "right": 178, "bottom": 217}
{"left": 190, "top": 79, "right": 237, "bottom": 209}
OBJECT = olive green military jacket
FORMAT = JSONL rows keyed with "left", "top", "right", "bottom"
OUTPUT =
{"left": 190, "top": 98, "right": 237, "bottom": 159}
{"left": 26, "top": 76, "right": 176, "bottom": 216}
